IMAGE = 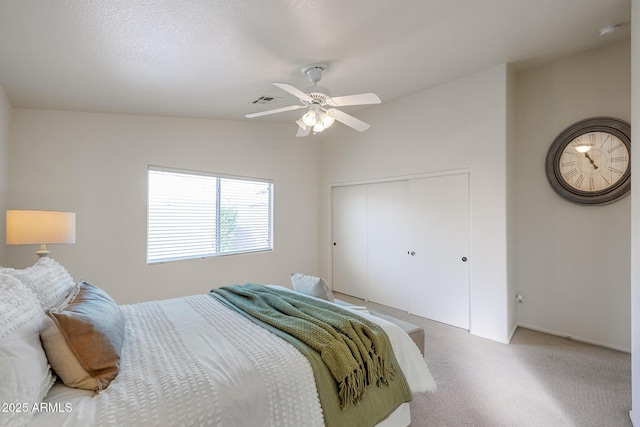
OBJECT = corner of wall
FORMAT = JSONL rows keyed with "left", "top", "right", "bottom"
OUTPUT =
{"left": 630, "top": 0, "right": 640, "bottom": 423}
{"left": 506, "top": 64, "right": 518, "bottom": 337}
{"left": 0, "top": 85, "right": 12, "bottom": 266}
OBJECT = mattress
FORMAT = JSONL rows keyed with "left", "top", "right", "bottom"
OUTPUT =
{"left": 28, "top": 292, "right": 435, "bottom": 427}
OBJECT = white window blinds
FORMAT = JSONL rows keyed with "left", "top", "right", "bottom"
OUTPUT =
{"left": 147, "top": 167, "right": 273, "bottom": 264}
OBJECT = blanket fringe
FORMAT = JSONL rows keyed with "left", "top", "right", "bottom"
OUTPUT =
{"left": 338, "top": 356, "right": 398, "bottom": 408}
{"left": 338, "top": 369, "right": 366, "bottom": 408}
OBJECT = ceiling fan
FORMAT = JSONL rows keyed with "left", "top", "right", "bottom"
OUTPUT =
{"left": 245, "top": 63, "right": 381, "bottom": 137}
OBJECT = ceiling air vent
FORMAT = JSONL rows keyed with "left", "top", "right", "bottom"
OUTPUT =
{"left": 251, "top": 96, "right": 277, "bottom": 105}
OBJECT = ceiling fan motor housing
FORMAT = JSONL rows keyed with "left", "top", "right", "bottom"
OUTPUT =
{"left": 301, "top": 63, "right": 328, "bottom": 84}
{"left": 301, "top": 63, "right": 331, "bottom": 104}
{"left": 305, "top": 86, "right": 330, "bottom": 104}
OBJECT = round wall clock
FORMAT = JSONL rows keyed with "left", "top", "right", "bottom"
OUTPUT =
{"left": 545, "top": 117, "right": 631, "bottom": 205}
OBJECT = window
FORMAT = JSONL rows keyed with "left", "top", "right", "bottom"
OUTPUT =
{"left": 147, "top": 166, "right": 273, "bottom": 264}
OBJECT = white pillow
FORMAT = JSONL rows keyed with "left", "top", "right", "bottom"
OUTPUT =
{"left": 0, "top": 271, "right": 41, "bottom": 340}
{"left": 0, "top": 273, "right": 55, "bottom": 427}
{"left": 290, "top": 273, "right": 335, "bottom": 302}
{"left": 3, "top": 257, "right": 75, "bottom": 311}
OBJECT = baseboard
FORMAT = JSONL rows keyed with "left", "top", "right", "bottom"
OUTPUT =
{"left": 517, "top": 323, "right": 630, "bottom": 353}
{"left": 507, "top": 323, "right": 518, "bottom": 343}
{"left": 469, "top": 329, "right": 510, "bottom": 344}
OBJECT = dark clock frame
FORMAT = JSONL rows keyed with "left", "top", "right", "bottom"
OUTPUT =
{"left": 545, "top": 117, "right": 631, "bottom": 205}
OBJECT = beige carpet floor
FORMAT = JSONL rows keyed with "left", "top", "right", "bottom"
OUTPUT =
{"left": 334, "top": 293, "right": 632, "bottom": 427}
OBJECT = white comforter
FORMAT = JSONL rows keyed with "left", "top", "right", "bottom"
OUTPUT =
{"left": 29, "top": 293, "right": 435, "bottom": 427}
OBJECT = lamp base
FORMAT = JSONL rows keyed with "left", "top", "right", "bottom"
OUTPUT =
{"left": 36, "top": 244, "right": 50, "bottom": 258}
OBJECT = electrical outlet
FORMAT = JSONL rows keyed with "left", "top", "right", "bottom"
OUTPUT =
{"left": 515, "top": 294, "right": 524, "bottom": 303}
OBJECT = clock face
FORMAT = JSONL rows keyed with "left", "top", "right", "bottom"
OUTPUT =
{"left": 558, "top": 131, "right": 630, "bottom": 193}
{"left": 546, "top": 117, "right": 631, "bottom": 205}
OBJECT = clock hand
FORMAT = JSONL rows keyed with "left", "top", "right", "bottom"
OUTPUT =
{"left": 584, "top": 152, "right": 598, "bottom": 169}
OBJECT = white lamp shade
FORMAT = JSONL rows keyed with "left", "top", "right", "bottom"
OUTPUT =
{"left": 6, "top": 210, "right": 76, "bottom": 245}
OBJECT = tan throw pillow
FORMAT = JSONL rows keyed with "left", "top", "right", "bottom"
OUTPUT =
{"left": 40, "top": 281, "right": 124, "bottom": 391}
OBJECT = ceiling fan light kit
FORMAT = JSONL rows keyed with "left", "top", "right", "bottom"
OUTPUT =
{"left": 302, "top": 109, "right": 319, "bottom": 127}
{"left": 322, "top": 112, "right": 335, "bottom": 127}
{"left": 246, "top": 63, "right": 381, "bottom": 137}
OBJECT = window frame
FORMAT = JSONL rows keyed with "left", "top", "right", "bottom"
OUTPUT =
{"left": 147, "top": 165, "right": 274, "bottom": 264}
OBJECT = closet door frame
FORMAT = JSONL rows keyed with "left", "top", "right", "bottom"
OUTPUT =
{"left": 329, "top": 168, "right": 471, "bottom": 319}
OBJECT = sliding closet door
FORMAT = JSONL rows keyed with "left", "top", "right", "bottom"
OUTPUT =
{"left": 332, "top": 184, "right": 368, "bottom": 299}
{"left": 367, "top": 180, "right": 410, "bottom": 311}
{"left": 408, "top": 173, "right": 470, "bottom": 329}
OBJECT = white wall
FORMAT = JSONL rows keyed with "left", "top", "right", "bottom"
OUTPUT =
{"left": 319, "top": 65, "right": 513, "bottom": 343}
{"left": 0, "top": 86, "right": 10, "bottom": 265}
{"left": 515, "top": 41, "right": 631, "bottom": 351}
{"left": 630, "top": 1, "right": 640, "bottom": 423}
{"left": 6, "top": 110, "right": 321, "bottom": 304}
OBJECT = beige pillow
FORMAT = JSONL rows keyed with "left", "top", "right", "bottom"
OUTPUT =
{"left": 40, "top": 281, "right": 124, "bottom": 391}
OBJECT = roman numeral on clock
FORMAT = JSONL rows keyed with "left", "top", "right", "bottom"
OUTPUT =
{"left": 611, "top": 156, "right": 627, "bottom": 162}
{"left": 608, "top": 166, "right": 623, "bottom": 175}
{"left": 564, "top": 168, "right": 578, "bottom": 180}
{"left": 608, "top": 144, "right": 623, "bottom": 153}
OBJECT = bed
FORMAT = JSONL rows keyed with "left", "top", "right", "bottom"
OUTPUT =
{"left": 0, "top": 258, "right": 435, "bottom": 427}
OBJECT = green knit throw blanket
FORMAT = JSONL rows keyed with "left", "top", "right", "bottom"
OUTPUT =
{"left": 211, "top": 284, "right": 396, "bottom": 408}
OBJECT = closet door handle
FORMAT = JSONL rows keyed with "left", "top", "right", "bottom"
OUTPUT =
{"left": 461, "top": 257, "right": 468, "bottom": 262}
{"left": 407, "top": 251, "right": 415, "bottom": 256}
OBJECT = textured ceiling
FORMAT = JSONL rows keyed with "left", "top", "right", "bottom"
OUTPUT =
{"left": 0, "top": 0, "right": 631, "bottom": 123}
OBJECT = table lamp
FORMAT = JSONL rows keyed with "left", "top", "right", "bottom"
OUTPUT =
{"left": 6, "top": 210, "right": 76, "bottom": 258}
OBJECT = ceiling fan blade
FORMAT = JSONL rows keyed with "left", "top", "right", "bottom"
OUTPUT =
{"left": 328, "top": 93, "right": 381, "bottom": 107}
{"left": 296, "top": 126, "right": 311, "bottom": 137}
{"left": 245, "top": 104, "right": 305, "bottom": 118}
{"left": 273, "top": 83, "right": 312, "bottom": 102}
{"left": 295, "top": 119, "right": 311, "bottom": 137}
{"left": 327, "top": 108, "right": 370, "bottom": 132}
